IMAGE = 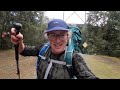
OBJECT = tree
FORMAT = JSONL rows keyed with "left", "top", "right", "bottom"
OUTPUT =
{"left": 86, "top": 11, "right": 120, "bottom": 57}
{"left": 0, "top": 11, "right": 49, "bottom": 50}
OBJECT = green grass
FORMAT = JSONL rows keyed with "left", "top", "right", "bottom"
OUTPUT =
{"left": 82, "top": 54, "right": 120, "bottom": 79}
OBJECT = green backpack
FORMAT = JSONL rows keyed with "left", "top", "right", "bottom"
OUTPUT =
{"left": 64, "top": 25, "right": 82, "bottom": 66}
{"left": 68, "top": 25, "right": 82, "bottom": 52}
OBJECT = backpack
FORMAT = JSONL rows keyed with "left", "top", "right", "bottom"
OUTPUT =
{"left": 64, "top": 25, "right": 82, "bottom": 66}
{"left": 36, "top": 25, "right": 82, "bottom": 79}
{"left": 68, "top": 25, "right": 82, "bottom": 53}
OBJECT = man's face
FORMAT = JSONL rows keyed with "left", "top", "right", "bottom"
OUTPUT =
{"left": 48, "top": 30, "right": 68, "bottom": 55}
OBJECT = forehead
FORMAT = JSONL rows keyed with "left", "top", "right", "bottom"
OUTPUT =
{"left": 48, "top": 30, "right": 67, "bottom": 34}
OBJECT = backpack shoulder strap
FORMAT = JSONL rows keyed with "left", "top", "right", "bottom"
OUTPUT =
{"left": 64, "top": 46, "right": 73, "bottom": 66}
{"left": 64, "top": 36, "right": 74, "bottom": 66}
{"left": 36, "top": 42, "right": 50, "bottom": 79}
{"left": 38, "top": 42, "right": 50, "bottom": 60}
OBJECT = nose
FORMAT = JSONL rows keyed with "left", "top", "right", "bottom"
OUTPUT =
{"left": 56, "top": 36, "right": 61, "bottom": 43}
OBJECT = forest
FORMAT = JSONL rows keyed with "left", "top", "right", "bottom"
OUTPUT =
{"left": 0, "top": 11, "right": 120, "bottom": 57}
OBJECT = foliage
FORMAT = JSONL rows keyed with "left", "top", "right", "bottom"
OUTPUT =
{"left": 86, "top": 11, "right": 120, "bottom": 57}
{"left": 0, "top": 11, "right": 49, "bottom": 49}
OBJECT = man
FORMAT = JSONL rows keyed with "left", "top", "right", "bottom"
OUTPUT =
{"left": 10, "top": 19, "right": 98, "bottom": 79}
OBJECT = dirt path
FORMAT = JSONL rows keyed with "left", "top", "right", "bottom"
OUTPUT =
{"left": 0, "top": 50, "right": 37, "bottom": 79}
{"left": 0, "top": 50, "right": 120, "bottom": 79}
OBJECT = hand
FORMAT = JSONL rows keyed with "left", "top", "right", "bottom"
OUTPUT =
{"left": 10, "top": 28, "right": 23, "bottom": 45}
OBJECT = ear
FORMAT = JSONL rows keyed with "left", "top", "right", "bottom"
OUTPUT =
{"left": 44, "top": 33, "right": 48, "bottom": 40}
{"left": 66, "top": 31, "right": 72, "bottom": 45}
{"left": 68, "top": 31, "right": 72, "bottom": 39}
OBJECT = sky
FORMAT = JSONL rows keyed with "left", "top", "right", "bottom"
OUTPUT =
{"left": 45, "top": 11, "right": 88, "bottom": 24}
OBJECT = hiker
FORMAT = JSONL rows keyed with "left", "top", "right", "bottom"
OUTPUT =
{"left": 10, "top": 19, "right": 99, "bottom": 79}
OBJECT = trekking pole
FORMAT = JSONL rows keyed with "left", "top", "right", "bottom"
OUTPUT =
{"left": 12, "top": 23, "right": 22, "bottom": 79}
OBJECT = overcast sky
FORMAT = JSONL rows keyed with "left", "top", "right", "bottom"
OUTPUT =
{"left": 45, "top": 11, "right": 88, "bottom": 24}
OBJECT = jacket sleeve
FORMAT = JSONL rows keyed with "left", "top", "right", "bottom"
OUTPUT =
{"left": 20, "top": 44, "right": 43, "bottom": 56}
{"left": 72, "top": 53, "right": 99, "bottom": 79}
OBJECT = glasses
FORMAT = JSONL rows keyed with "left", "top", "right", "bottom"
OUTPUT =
{"left": 48, "top": 33, "right": 68, "bottom": 41}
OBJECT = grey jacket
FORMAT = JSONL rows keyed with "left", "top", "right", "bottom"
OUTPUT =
{"left": 20, "top": 45, "right": 99, "bottom": 79}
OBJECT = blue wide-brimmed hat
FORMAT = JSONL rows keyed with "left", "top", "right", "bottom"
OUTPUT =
{"left": 45, "top": 19, "right": 69, "bottom": 33}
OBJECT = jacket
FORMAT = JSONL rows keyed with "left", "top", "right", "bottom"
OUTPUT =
{"left": 20, "top": 44, "right": 99, "bottom": 79}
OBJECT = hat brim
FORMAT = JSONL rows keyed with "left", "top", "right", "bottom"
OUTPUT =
{"left": 45, "top": 27, "right": 69, "bottom": 33}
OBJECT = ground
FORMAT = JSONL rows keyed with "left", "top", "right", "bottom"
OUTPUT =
{"left": 0, "top": 50, "right": 120, "bottom": 79}
{"left": 81, "top": 54, "right": 120, "bottom": 79}
{"left": 0, "top": 50, "right": 37, "bottom": 79}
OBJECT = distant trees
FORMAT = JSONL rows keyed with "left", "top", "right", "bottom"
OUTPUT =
{"left": 85, "top": 11, "right": 120, "bottom": 57}
{"left": 0, "top": 11, "right": 49, "bottom": 49}
{"left": 0, "top": 11, "right": 119, "bottom": 57}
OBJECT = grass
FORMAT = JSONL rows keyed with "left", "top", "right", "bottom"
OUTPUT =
{"left": 81, "top": 54, "right": 120, "bottom": 79}
{"left": 0, "top": 50, "right": 120, "bottom": 79}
